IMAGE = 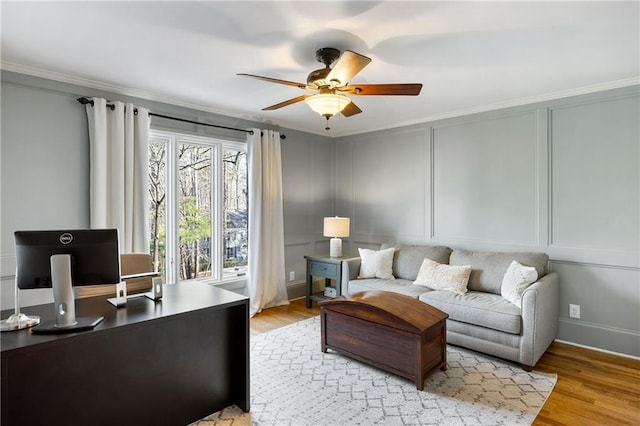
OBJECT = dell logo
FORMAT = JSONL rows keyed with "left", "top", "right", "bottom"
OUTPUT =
{"left": 59, "top": 233, "right": 73, "bottom": 244}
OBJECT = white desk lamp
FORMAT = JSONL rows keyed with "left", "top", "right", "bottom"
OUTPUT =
{"left": 323, "top": 217, "right": 350, "bottom": 258}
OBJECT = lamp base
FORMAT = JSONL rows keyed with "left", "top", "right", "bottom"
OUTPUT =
{"left": 329, "top": 238, "right": 343, "bottom": 258}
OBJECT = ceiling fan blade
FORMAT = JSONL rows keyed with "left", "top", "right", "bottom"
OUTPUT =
{"left": 341, "top": 83, "right": 423, "bottom": 96}
{"left": 326, "top": 50, "right": 372, "bottom": 86}
{"left": 262, "top": 95, "right": 309, "bottom": 111}
{"left": 341, "top": 101, "right": 362, "bottom": 117}
{"left": 237, "top": 73, "right": 308, "bottom": 89}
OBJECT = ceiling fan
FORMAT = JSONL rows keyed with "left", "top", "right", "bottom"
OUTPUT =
{"left": 238, "top": 47, "right": 423, "bottom": 130}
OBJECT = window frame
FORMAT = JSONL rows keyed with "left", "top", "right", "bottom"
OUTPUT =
{"left": 149, "top": 129, "right": 247, "bottom": 286}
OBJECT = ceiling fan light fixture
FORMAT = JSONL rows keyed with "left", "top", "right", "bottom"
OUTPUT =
{"left": 305, "top": 93, "right": 352, "bottom": 118}
{"left": 238, "top": 47, "right": 420, "bottom": 130}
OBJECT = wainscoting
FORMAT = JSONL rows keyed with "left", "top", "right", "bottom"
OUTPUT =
{"left": 334, "top": 85, "right": 639, "bottom": 357}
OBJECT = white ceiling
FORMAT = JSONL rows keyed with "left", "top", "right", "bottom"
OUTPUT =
{"left": 2, "top": 1, "right": 638, "bottom": 137}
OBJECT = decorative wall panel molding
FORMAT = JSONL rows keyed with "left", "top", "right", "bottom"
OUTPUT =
{"left": 335, "top": 141, "right": 354, "bottom": 219}
{"left": 552, "top": 261, "right": 639, "bottom": 336}
{"left": 0, "top": 255, "right": 16, "bottom": 281}
{"left": 431, "top": 111, "right": 539, "bottom": 245}
{"left": 350, "top": 128, "right": 427, "bottom": 238}
{"left": 549, "top": 95, "right": 639, "bottom": 253}
{"left": 558, "top": 319, "right": 639, "bottom": 358}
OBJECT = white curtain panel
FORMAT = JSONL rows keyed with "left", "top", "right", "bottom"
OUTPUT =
{"left": 85, "top": 97, "right": 150, "bottom": 254}
{"left": 247, "top": 129, "right": 289, "bottom": 317}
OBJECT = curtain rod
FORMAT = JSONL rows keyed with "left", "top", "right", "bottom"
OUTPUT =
{"left": 76, "top": 97, "right": 286, "bottom": 140}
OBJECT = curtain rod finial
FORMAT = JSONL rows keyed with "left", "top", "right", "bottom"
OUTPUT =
{"left": 77, "top": 97, "right": 93, "bottom": 106}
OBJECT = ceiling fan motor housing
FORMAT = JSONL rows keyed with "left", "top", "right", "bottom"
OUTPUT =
{"left": 307, "top": 68, "right": 330, "bottom": 86}
{"left": 315, "top": 47, "right": 340, "bottom": 66}
{"left": 307, "top": 47, "right": 341, "bottom": 86}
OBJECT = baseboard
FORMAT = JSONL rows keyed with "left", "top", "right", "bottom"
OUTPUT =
{"left": 286, "top": 282, "right": 307, "bottom": 300}
{"left": 554, "top": 338, "right": 640, "bottom": 361}
{"left": 557, "top": 318, "right": 639, "bottom": 359}
{"left": 286, "top": 280, "right": 326, "bottom": 300}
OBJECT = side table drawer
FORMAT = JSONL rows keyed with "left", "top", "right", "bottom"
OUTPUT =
{"left": 309, "top": 261, "right": 338, "bottom": 278}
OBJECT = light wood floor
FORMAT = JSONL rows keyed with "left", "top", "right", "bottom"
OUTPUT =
{"left": 250, "top": 298, "right": 640, "bottom": 425}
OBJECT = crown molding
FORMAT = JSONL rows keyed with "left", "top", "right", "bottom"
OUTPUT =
{"left": 427, "top": 76, "right": 640, "bottom": 120}
{"left": 3, "top": 61, "right": 638, "bottom": 138}
{"left": 0, "top": 61, "right": 269, "bottom": 125}
{"left": 337, "top": 76, "right": 640, "bottom": 137}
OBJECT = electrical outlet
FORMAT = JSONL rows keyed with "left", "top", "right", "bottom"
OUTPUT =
{"left": 289, "top": 271, "right": 295, "bottom": 281}
{"left": 569, "top": 304, "right": 581, "bottom": 319}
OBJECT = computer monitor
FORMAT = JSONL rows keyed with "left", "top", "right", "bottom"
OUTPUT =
{"left": 13, "top": 229, "right": 121, "bottom": 334}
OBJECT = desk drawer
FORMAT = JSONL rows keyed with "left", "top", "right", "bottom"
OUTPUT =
{"left": 310, "top": 261, "right": 338, "bottom": 277}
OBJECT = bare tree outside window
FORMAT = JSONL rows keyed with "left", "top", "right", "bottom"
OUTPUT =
{"left": 178, "top": 144, "right": 212, "bottom": 280}
{"left": 149, "top": 139, "right": 166, "bottom": 275}
{"left": 223, "top": 149, "right": 248, "bottom": 278}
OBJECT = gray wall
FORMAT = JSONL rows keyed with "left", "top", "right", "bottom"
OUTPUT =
{"left": 1, "top": 79, "right": 92, "bottom": 307}
{"left": 335, "top": 86, "right": 640, "bottom": 357}
{"left": 0, "top": 71, "right": 333, "bottom": 308}
{"left": 2, "top": 70, "right": 638, "bottom": 357}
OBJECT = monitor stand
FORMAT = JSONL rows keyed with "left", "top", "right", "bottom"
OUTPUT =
{"left": 30, "top": 254, "right": 103, "bottom": 335}
{"left": 31, "top": 316, "right": 104, "bottom": 334}
{"left": 107, "top": 275, "right": 163, "bottom": 307}
{"left": 1, "top": 273, "right": 41, "bottom": 332}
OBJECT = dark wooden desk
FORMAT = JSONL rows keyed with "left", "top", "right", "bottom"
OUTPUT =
{"left": 1, "top": 282, "right": 249, "bottom": 426}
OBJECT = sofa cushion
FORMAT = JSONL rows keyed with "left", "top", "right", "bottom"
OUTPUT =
{"left": 413, "top": 258, "right": 471, "bottom": 295}
{"left": 348, "top": 278, "right": 431, "bottom": 299}
{"left": 358, "top": 247, "right": 395, "bottom": 279}
{"left": 419, "top": 290, "right": 522, "bottom": 334}
{"left": 501, "top": 260, "right": 538, "bottom": 307}
{"left": 450, "top": 249, "right": 548, "bottom": 295}
{"left": 380, "top": 243, "right": 453, "bottom": 281}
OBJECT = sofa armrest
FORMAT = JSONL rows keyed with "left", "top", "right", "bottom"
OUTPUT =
{"left": 519, "top": 271, "right": 559, "bottom": 367}
{"left": 341, "top": 257, "right": 361, "bottom": 295}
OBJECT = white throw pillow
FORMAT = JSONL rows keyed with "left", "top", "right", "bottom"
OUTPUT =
{"left": 413, "top": 258, "right": 471, "bottom": 295}
{"left": 501, "top": 260, "right": 538, "bottom": 308}
{"left": 358, "top": 247, "right": 395, "bottom": 279}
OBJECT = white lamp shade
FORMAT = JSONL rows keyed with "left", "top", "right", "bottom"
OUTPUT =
{"left": 323, "top": 217, "right": 350, "bottom": 238}
{"left": 305, "top": 94, "right": 352, "bottom": 117}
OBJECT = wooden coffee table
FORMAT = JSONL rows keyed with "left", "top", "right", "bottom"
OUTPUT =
{"left": 319, "top": 290, "right": 448, "bottom": 390}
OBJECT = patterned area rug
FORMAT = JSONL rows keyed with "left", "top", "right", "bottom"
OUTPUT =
{"left": 194, "top": 316, "right": 556, "bottom": 426}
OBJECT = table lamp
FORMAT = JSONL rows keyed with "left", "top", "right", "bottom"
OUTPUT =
{"left": 323, "top": 217, "right": 350, "bottom": 257}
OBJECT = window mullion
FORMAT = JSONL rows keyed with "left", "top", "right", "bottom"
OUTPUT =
{"left": 212, "top": 145, "right": 222, "bottom": 280}
{"left": 166, "top": 136, "right": 179, "bottom": 284}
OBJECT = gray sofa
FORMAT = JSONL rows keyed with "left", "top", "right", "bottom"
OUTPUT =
{"left": 341, "top": 243, "right": 559, "bottom": 369}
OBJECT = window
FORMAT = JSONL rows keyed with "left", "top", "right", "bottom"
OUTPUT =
{"left": 148, "top": 130, "right": 247, "bottom": 284}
